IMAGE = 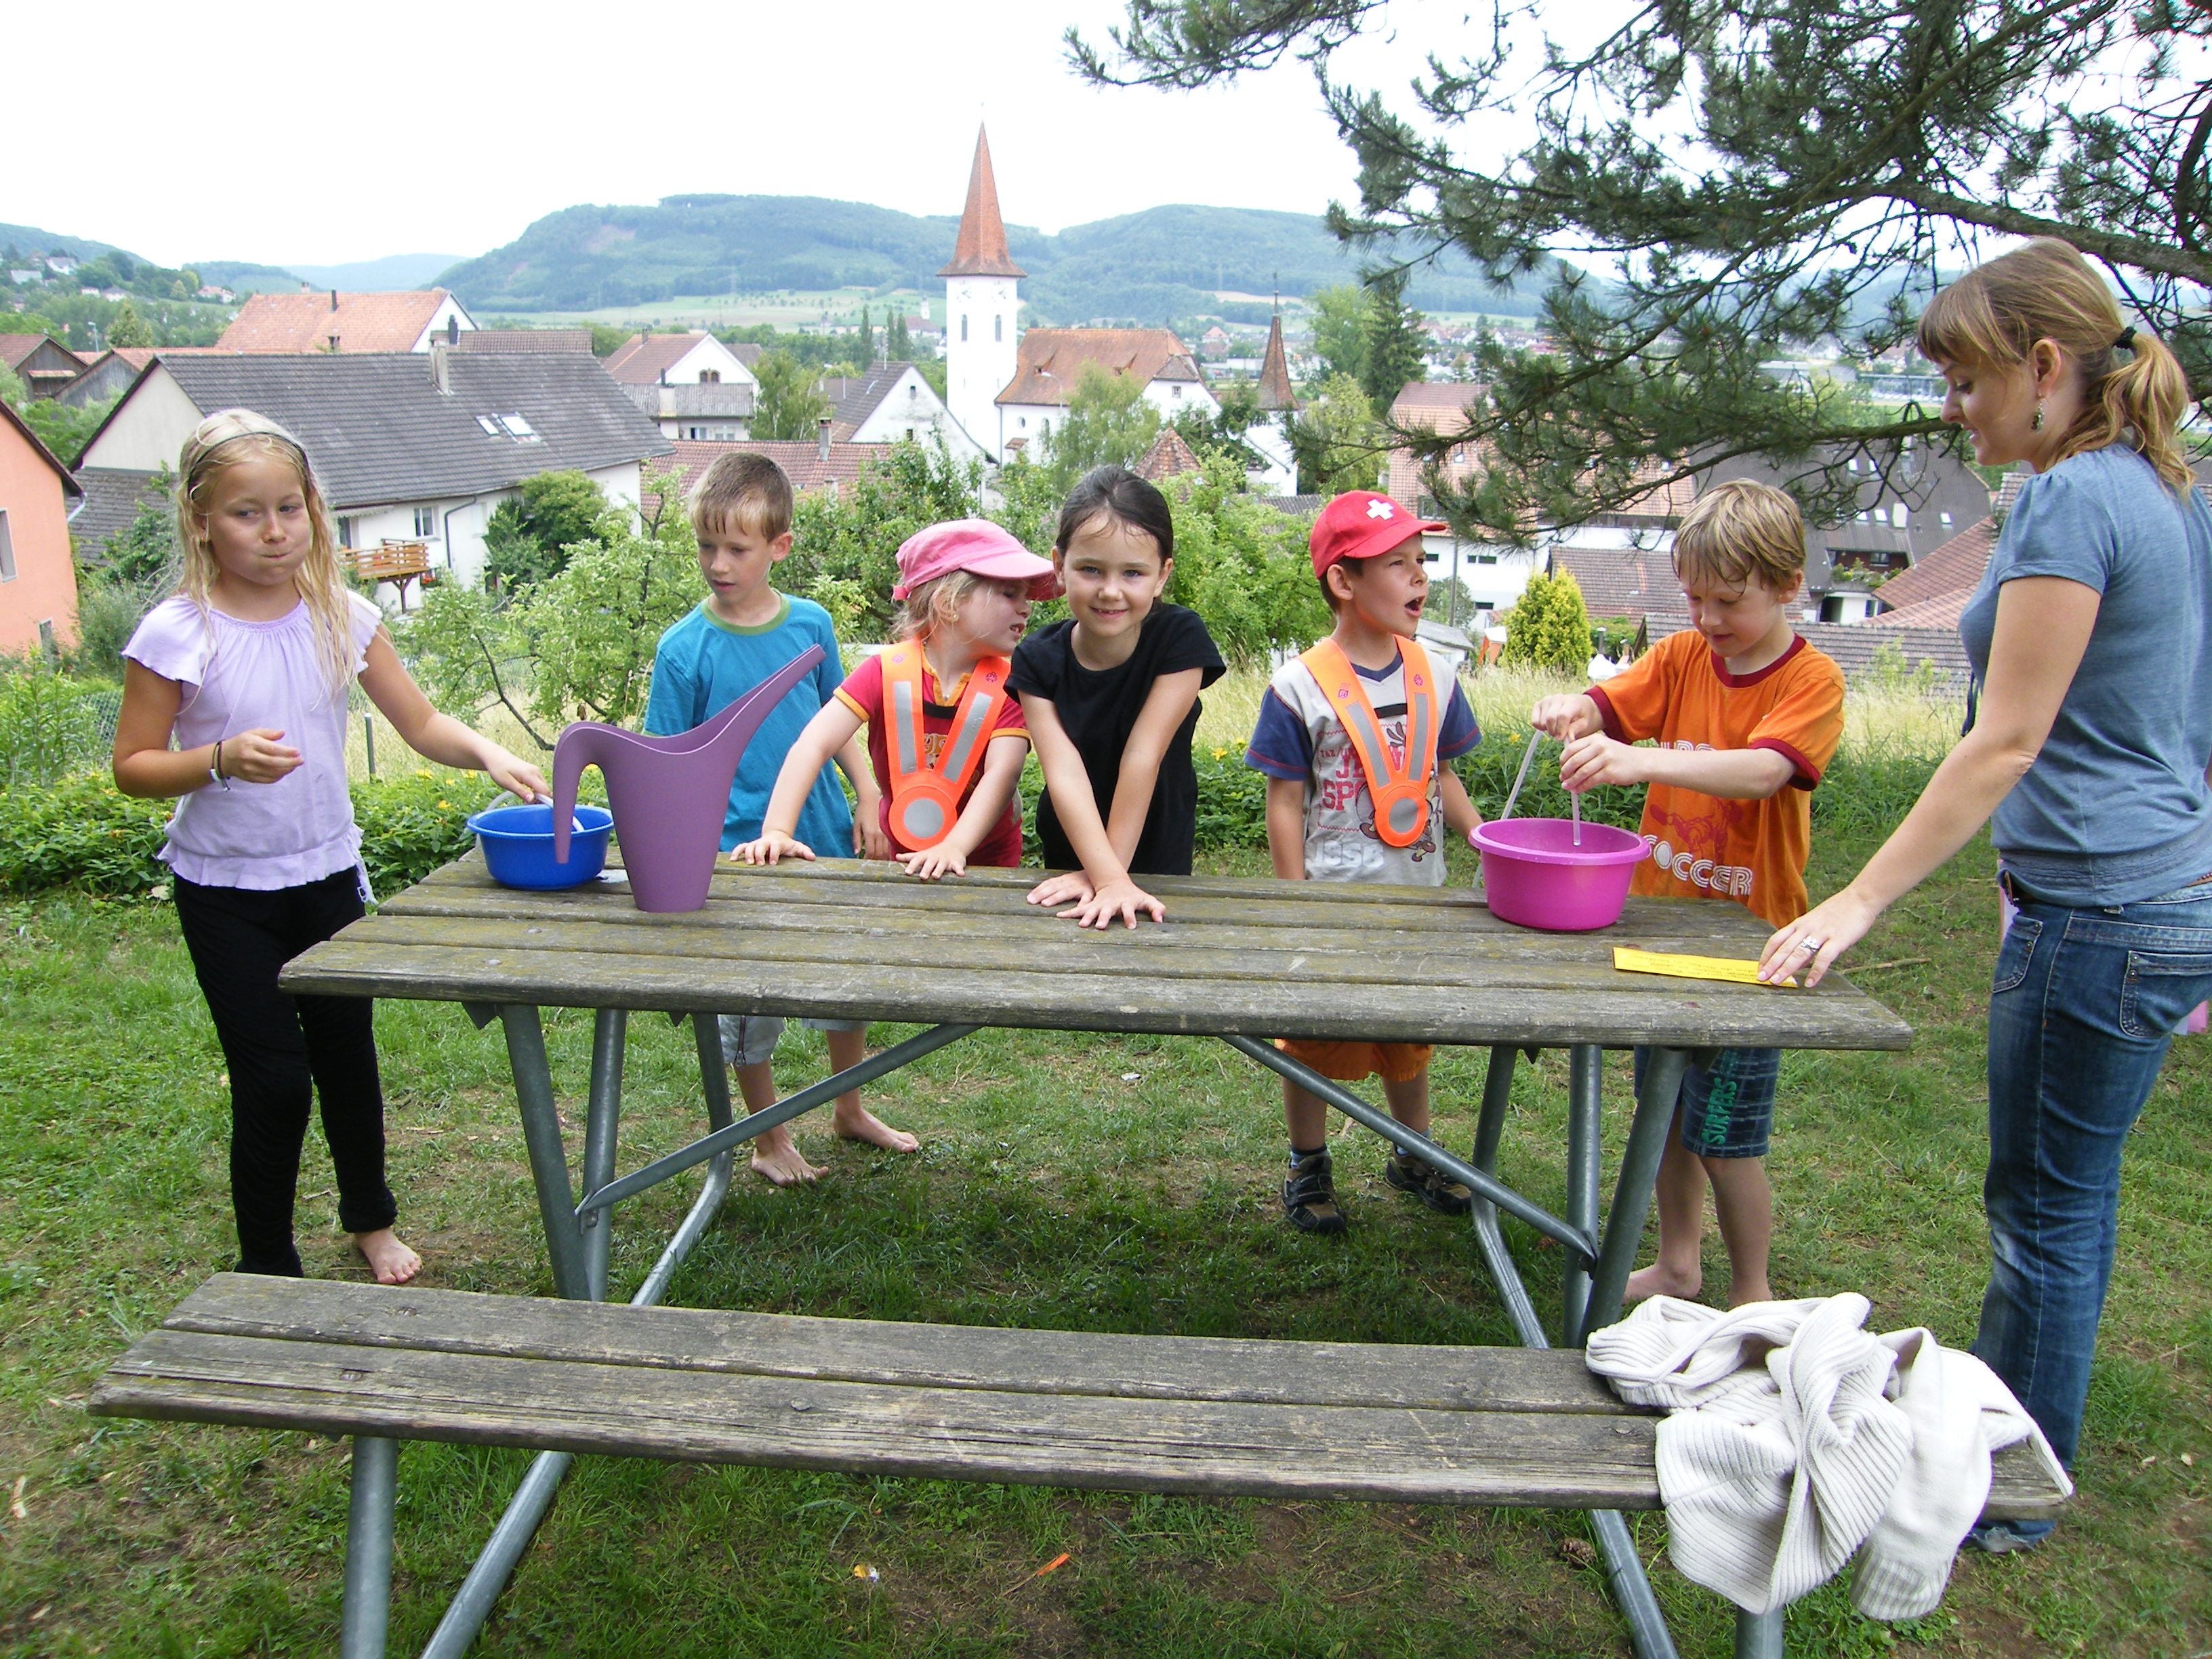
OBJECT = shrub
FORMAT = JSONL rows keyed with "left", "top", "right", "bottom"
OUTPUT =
{"left": 0, "top": 661, "right": 115, "bottom": 787}
{"left": 0, "top": 775, "right": 169, "bottom": 895}
{"left": 1500, "top": 570, "right": 1596, "bottom": 671}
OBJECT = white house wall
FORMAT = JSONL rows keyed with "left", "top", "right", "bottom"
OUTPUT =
{"left": 665, "top": 337, "right": 760, "bottom": 389}
{"left": 77, "top": 367, "right": 205, "bottom": 471}
{"left": 846, "top": 368, "right": 982, "bottom": 462}
{"left": 350, "top": 462, "right": 645, "bottom": 600}
{"left": 945, "top": 275, "right": 1019, "bottom": 459}
{"left": 1246, "top": 415, "right": 1296, "bottom": 495}
{"left": 1420, "top": 531, "right": 1540, "bottom": 613}
{"left": 404, "top": 294, "right": 478, "bottom": 351}
{"left": 1142, "top": 380, "right": 1218, "bottom": 423}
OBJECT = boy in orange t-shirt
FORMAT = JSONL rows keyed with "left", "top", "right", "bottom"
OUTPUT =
{"left": 1533, "top": 480, "right": 1844, "bottom": 1306}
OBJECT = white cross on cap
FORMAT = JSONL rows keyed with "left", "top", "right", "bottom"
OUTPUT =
{"left": 1366, "top": 499, "right": 1395, "bottom": 519}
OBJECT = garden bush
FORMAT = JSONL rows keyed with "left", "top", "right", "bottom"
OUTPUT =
{"left": 0, "top": 663, "right": 119, "bottom": 787}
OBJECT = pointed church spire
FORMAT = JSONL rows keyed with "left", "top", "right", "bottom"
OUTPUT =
{"left": 1255, "top": 306, "right": 1297, "bottom": 411}
{"left": 937, "top": 125, "right": 1027, "bottom": 279}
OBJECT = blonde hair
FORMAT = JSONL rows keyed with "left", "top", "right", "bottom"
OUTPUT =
{"left": 176, "top": 409, "right": 357, "bottom": 698}
{"left": 1674, "top": 480, "right": 1806, "bottom": 592}
{"left": 689, "top": 450, "right": 793, "bottom": 541}
{"left": 1917, "top": 238, "right": 2193, "bottom": 494}
{"left": 894, "top": 570, "right": 990, "bottom": 642}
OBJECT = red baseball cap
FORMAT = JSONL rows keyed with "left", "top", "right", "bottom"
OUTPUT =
{"left": 892, "top": 518, "right": 1059, "bottom": 602}
{"left": 1309, "top": 491, "right": 1444, "bottom": 581}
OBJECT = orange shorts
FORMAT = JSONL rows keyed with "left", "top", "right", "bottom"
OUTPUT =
{"left": 1274, "top": 1037, "right": 1433, "bottom": 1084}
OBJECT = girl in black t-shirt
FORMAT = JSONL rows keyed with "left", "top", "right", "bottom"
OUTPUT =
{"left": 1008, "top": 466, "right": 1225, "bottom": 928}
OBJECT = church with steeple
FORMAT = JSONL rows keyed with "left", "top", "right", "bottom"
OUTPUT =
{"left": 941, "top": 126, "right": 1294, "bottom": 490}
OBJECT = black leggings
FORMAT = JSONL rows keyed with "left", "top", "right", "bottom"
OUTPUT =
{"left": 173, "top": 869, "right": 394, "bottom": 1275}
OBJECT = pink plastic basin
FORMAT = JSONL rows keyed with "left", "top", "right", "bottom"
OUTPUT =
{"left": 1475, "top": 818, "right": 1649, "bottom": 931}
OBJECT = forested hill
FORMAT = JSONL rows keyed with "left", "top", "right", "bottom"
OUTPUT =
{"left": 434, "top": 194, "right": 1556, "bottom": 323}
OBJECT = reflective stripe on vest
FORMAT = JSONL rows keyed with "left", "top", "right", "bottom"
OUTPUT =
{"left": 880, "top": 640, "right": 1010, "bottom": 850}
{"left": 1298, "top": 636, "right": 1439, "bottom": 848}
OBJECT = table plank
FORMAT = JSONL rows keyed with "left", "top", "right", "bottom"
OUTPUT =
{"left": 289, "top": 858, "right": 1911, "bottom": 1051}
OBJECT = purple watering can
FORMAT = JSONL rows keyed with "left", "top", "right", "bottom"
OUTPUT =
{"left": 551, "top": 646, "right": 824, "bottom": 913}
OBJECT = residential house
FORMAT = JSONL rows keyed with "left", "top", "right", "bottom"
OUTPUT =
{"left": 819, "top": 363, "right": 981, "bottom": 459}
{"left": 649, "top": 432, "right": 898, "bottom": 513}
{"left": 76, "top": 348, "right": 672, "bottom": 590}
{"left": 56, "top": 346, "right": 157, "bottom": 408}
{"left": 1134, "top": 428, "right": 1204, "bottom": 482}
{"left": 69, "top": 466, "right": 174, "bottom": 569}
{"left": 453, "top": 328, "right": 596, "bottom": 354}
{"left": 0, "top": 400, "right": 83, "bottom": 653}
{"left": 215, "top": 289, "right": 476, "bottom": 353}
{"left": 602, "top": 333, "right": 758, "bottom": 441}
{"left": 1, "top": 333, "right": 89, "bottom": 399}
{"left": 939, "top": 127, "right": 1220, "bottom": 458}
{"left": 1385, "top": 382, "right": 1488, "bottom": 511}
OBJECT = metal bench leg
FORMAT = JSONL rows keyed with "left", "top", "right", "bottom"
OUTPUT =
{"left": 1736, "top": 1606, "right": 1785, "bottom": 1658}
{"left": 579, "top": 1009, "right": 627, "bottom": 1302}
{"left": 1584, "top": 1046, "right": 1689, "bottom": 1338}
{"left": 1563, "top": 1045, "right": 1605, "bottom": 1345}
{"left": 341, "top": 1436, "right": 399, "bottom": 1659}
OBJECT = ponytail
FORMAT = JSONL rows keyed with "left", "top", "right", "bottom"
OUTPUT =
{"left": 1917, "top": 238, "right": 2195, "bottom": 495}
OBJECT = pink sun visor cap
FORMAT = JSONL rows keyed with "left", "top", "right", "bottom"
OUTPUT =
{"left": 1309, "top": 491, "right": 1446, "bottom": 581}
{"left": 891, "top": 518, "right": 1061, "bottom": 602}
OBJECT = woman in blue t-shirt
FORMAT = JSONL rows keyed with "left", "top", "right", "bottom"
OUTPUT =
{"left": 1757, "top": 239, "right": 2212, "bottom": 1544}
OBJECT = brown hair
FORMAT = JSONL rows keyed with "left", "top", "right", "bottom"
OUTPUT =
{"left": 689, "top": 451, "right": 793, "bottom": 541}
{"left": 1673, "top": 480, "right": 1806, "bottom": 593}
{"left": 1917, "top": 238, "right": 2192, "bottom": 494}
{"left": 176, "top": 409, "right": 356, "bottom": 697}
{"left": 894, "top": 570, "right": 991, "bottom": 642}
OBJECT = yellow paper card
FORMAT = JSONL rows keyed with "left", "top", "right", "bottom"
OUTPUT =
{"left": 1613, "top": 947, "right": 1795, "bottom": 987}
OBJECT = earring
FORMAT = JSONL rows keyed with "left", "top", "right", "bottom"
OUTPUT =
{"left": 2032, "top": 401, "right": 2045, "bottom": 432}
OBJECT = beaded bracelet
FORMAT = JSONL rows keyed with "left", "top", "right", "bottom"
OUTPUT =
{"left": 209, "top": 738, "right": 231, "bottom": 792}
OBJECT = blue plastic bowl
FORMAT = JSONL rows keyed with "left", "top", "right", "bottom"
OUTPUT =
{"left": 466, "top": 802, "right": 613, "bottom": 890}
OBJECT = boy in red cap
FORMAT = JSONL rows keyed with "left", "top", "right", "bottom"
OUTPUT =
{"left": 1244, "top": 491, "right": 1486, "bottom": 1233}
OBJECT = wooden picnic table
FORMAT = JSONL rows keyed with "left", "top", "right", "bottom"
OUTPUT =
{"left": 276, "top": 851, "right": 1912, "bottom": 1659}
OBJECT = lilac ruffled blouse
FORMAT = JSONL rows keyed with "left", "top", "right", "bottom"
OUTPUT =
{"left": 123, "top": 592, "right": 382, "bottom": 890}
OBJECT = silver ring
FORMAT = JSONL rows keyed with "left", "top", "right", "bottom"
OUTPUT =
{"left": 1796, "top": 937, "right": 1826, "bottom": 953}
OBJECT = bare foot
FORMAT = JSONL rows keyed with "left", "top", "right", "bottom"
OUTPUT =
{"left": 1727, "top": 1279, "right": 1774, "bottom": 1308}
{"left": 750, "top": 1127, "right": 823, "bottom": 1187}
{"left": 352, "top": 1229, "right": 422, "bottom": 1286}
{"left": 832, "top": 1103, "right": 920, "bottom": 1153}
{"left": 1622, "top": 1261, "right": 1701, "bottom": 1303}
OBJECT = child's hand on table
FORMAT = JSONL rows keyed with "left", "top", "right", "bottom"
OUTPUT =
{"left": 1559, "top": 733, "right": 1643, "bottom": 792}
{"left": 852, "top": 807, "right": 893, "bottom": 861}
{"left": 1026, "top": 870, "right": 1093, "bottom": 909}
{"left": 1061, "top": 874, "right": 1166, "bottom": 930}
{"left": 733, "top": 830, "right": 815, "bottom": 865}
{"left": 897, "top": 846, "right": 967, "bottom": 881}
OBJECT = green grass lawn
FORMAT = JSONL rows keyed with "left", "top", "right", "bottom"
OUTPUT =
{"left": 2, "top": 829, "right": 2208, "bottom": 1657}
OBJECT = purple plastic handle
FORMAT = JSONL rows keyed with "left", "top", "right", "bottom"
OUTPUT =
{"left": 550, "top": 646, "right": 825, "bottom": 914}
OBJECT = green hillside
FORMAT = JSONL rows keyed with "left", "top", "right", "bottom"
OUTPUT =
{"left": 436, "top": 197, "right": 1555, "bottom": 324}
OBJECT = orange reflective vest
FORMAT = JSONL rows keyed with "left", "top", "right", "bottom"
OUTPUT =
{"left": 880, "top": 640, "right": 1010, "bottom": 851}
{"left": 1299, "top": 636, "right": 1439, "bottom": 848}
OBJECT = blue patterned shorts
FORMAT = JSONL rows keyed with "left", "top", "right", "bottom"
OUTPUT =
{"left": 1633, "top": 1046, "right": 1780, "bottom": 1160}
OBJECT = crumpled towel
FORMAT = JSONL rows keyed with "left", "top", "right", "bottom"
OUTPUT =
{"left": 1586, "top": 1294, "right": 2070, "bottom": 1619}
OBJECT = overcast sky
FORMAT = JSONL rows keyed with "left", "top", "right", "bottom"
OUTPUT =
{"left": 13, "top": 1, "right": 1500, "bottom": 270}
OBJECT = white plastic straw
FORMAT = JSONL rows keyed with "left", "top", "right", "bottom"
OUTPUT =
{"left": 1499, "top": 731, "right": 1542, "bottom": 823}
{"left": 1572, "top": 785, "right": 1582, "bottom": 846}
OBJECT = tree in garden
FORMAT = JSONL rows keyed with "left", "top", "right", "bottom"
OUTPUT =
{"left": 480, "top": 470, "right": 617, "bottom": 593}
{"left": 1288, "top": 372, "right": 1385, "bottom": 495}
{"left": 1039, "top": 364, "right": 1162, "bottom": 491}
{"left": 1073, "top": 1, "right": 2212, "bottom": 535}
{"left": 753, "top": 350, "right": 832, "bottom": 439}
{"left": 855, "top": 305, "right": 875, "bottom": 367}
{"left": 1500, "top": 569, "right": 1595, "bottom": 671}
{"left": 886, "top": 312, "right": 912, "bottom": 361}
{"left": 105, "top": 300, "right": 153, "bottom": 348}
{"left": 785, "top": 441, "right": 986, "bottom": 638}
{"left": 1157, "top": 457, "right": 1334, "bottom": 660}
{"left": 1359, "top": 268, "right": 1424, "bottom": 411}
{"left": 1305, "top": 283, "right": 1372, "bottom": 386}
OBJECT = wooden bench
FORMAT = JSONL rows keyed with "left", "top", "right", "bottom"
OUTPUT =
{"left": 91, "top": 1275, "right": 2069, "bottom": 1656}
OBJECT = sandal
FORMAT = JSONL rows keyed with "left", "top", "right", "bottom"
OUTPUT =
{"left": 1385, "top": 1151, "right": 1474, "bottom": 1216}
{"left": 1283, "top": 1150, "right": 1347, "bottom": 1234}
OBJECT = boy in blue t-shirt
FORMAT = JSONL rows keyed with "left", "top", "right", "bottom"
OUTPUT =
{"left": 644, "top": 452, "right": 916, "bottom": 1185}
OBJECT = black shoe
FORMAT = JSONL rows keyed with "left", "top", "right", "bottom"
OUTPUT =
{"left": 1385, "top": 1151, "right": 1474, "bottom": 1216}
{"left": 1283, "top": 1150, "right": 1347, "bottom": 1234}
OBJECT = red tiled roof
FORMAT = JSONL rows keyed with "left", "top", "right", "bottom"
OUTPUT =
{"left": 112, "top": 347, "right": 158, "bottom": 370}
{"left": 1875, "top": 516, "right": 1992, "bottom": 613}
{"left": 603, "top": 333, "right": 720, "bottom": 385}
{"left": 937, "top": 125, "right": 1025, "bottom": 279}
{"left": 647, "top": 439, "right": 900, "bottom": 514}
{"left": 1255, "top": 313, "right": 1296, "bottom": 411}
{"left": 998, "top": 329, "right": 1206, "bottom": 407}
{"left": 216, "top": 290, "right": 456, "bottom": 353}
{"left": 1866, "top": 588, "right": 1972, "bottom": 631}
{"left": 1135, "top": 428, "right": 1204, "bottom": 480}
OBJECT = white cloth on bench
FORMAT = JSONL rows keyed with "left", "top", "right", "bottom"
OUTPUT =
{"left": 1586, "top": 1294, "right": 2070, "bottom": 1619}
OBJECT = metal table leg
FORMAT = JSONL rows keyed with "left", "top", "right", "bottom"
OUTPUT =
{"left": 1584, "top": 1046, "right": 1689, "bottom": 1338}
{"left": 341, "top": 1435, "right": 398, "bottom": 1659}
{"left": 497, "top": 1005, "right": 590, "bottom": 1302}
{"left": 1737, "top": 1607, "right": 1786, "bottom": 1658}
{"left": 578, "top": 1009, "right": 627, "bottom": 1301}
{"left": 1563, "top": 1044, "right": 1605, "bottom": 1346}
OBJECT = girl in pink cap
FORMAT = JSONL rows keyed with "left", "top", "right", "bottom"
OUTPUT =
{"left": 737, "top": 518, "right": 1056, "bottom": 878}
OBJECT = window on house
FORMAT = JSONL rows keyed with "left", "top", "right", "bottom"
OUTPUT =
{"left": 960, "top": 315, "right": 969, "bottom": 342}
{"left": 413, "top": 506, "right": 436, "bottom": 537}
{"left": 1940, "top": 511, "right": 1954, "bottom": 528}
{"left": 1892, "top": 503, "right": 1908, "bottom": 528}
{"left": 905, "top": 427, "right": 916, "bottom": 441}
{"left": 337, "top": 516, "right": 355, "bottom": 548}
{"left": 38, "top": 619, "right": 54, "bottom": 655}
{"left": 498, "top": 413, "right": 538, "bottom": 439}
{"left": 700, "top": 369, "right": 720, "bottom": 384}
{"left": 476, "top": 415, "right": 501, "bottom": 435}
{"left": 993, "top": 314, "right": 1002, "bottom": 343}
{"left": 0, "top": 510, "right": 13, "bottom": 579}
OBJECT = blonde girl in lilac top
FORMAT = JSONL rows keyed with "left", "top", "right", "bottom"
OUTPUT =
{"left": 114, "top": 410, "right": 544, "bottom": 1285}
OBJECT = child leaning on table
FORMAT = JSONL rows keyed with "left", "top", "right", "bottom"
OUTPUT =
{"left": 1531, "top": 478, "right": 1845, "bottom": 1307}
{"left": 1244, "top": 491, "right": 1486, "bottom": 1234}
{"left": 642, "top": 451, "right": 914, "bottom": 1188}
{"left": 1010, "top": 466, "right": 1225, "bottom": 929}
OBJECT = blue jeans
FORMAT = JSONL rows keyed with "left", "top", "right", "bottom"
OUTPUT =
{"left": 1979, "top": 876, "right": 2212, "bottom": 1510}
